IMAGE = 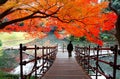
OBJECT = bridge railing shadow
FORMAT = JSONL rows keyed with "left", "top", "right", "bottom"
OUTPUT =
{"left": 19, "top": 44, "right": 58, "bottom": 79}
{"left": 75, "top": 45, "right": 120, "bottom": 79}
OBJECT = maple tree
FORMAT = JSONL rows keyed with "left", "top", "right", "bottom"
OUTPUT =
{"left": 0, "top": 0, "right": 117, "bottom": 46}
{"left": 109, "top": 0, "right": 120, "bottom": 46}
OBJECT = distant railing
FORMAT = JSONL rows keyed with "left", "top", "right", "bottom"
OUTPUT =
{"left": 75, "top": 45, "right": 120, "bottom": 79}
{"left": 19, "top": 44, "right": 58, "bottom": 79}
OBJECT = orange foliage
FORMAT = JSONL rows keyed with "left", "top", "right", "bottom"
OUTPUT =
{"left": 102, "top": 12, "right": 117, "bottom": 31}
{"left": 0, "top": 0, "right": 117, "bottom": 45}
{"left": 54, "top": 31, "right": 65, "bottom": 39}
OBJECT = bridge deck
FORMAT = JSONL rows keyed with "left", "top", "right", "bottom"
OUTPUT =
{"left": 41, "top": 49, "right": 91, "bottom": 79}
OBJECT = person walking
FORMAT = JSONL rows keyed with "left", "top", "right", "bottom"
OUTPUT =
{"left": 67, "top": 41, "right": 73, "bottom": 57}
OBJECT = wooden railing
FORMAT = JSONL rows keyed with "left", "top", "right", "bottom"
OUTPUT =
{"left": 75, "top": 45, "right": 120, "bottom": 79}
{"left": 19, "top": 44, "right": 58, "bottom": 79}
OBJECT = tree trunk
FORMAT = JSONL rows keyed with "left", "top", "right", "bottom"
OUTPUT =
{"left": 109, "top": 0, "right": 120, "bottom": 46}
{"left": 115, "top": 15, "right": 120, "bottom": 46}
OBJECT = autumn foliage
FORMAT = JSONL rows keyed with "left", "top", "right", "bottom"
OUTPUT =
{"left": 0, "top": 0, "right": 117, "bottom": 46}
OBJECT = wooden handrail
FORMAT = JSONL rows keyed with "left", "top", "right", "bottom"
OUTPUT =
{"left": 19, "top": 44, "right": 58, "bottom": 79}
{"left": 75, "top": 45, "right": 119, "bottom": 79}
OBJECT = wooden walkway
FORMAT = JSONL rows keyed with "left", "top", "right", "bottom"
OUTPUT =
{"left": 41, "top": 48, "right": 91, "bottom": 79}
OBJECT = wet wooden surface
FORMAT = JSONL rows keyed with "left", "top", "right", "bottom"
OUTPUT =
{"left": 41, "top": 47, "right": 91, "bottom": 79}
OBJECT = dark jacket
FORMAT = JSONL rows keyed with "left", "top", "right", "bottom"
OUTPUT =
{"left": 67, "top": 42, "right": 73, "bottom": 51}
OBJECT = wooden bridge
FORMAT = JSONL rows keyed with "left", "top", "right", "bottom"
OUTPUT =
{"left": 18, "top": 44, "right": 120, "bottom": 79}
{"left": 41, "top": 48, "right": 91, "bottom": 79}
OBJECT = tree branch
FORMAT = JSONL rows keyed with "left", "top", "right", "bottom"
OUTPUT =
{"left": 0, "top": 7, "right": 13, "bottom": 19}
{"left": 0, "top": 0, "right": 8, "bottom": 5}
{"left": 0, "top": 11, "right": 38, "bottom": 29}
{"left": 0, "top": 6, "right": 61, "bottom": 29}
{"left": 109, "top": 0, "right": 118, "bottom": 15}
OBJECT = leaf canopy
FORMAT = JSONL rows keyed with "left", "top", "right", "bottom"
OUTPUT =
{"left": 0, "top": 0, "right": 117, "bottom": 46}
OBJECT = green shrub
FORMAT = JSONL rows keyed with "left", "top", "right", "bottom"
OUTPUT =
{"left": 0, "top": 71, "right": 19, "bottom": 79}
{"left": 0, "top": 40, "right": 2, "bottom": 47}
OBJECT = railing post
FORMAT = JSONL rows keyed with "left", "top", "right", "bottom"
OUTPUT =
{"left": 46, "top": 46, "right": 49, "bottom": 67}
{"left": 113, "top": 45, "right": 118, "bottom": 79}
{"left": 42, "top": 46, "right": 45, "bottom": 73}
{"left": 80, "top": 48, "right": 83, "bottom": 65}
{"left": 83, "top": 47, "right": 85, "bottom": 68}
{"left": 49, "top": 47, "right": 51, "bottom": 58}
{"left": 96, "top": 45, "right": 99, "bottom": 79}
{"left": 63, "top": 43, "right": 64, "bottom": 53}
{"left": 35, "top": 45, "right": 37, "bottom": 79}
{"left": 88, "top": 45, "right": 90, "bottom": 74}
{"left": 20, "top": 44, "right": 23, "bottom": 79}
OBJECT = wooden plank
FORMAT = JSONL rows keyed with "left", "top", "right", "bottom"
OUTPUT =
{"left": 41, "top": 51, "right": 91, "bottom": 79}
